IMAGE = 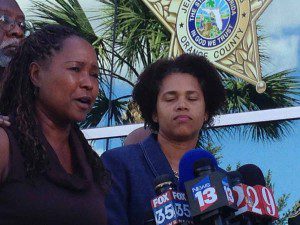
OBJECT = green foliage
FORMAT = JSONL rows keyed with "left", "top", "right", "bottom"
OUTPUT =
{"left": 197, "top": 140, "right": 223, "bottom": 163}
{"left": 265, "top": 169, "right": 274, "bottom": 189}
{"left": 224, "top": 70, "right": 300, "bottom": 113}
{"left": 265, "top": 170, "right": 299, "bottom": 225}
{"left": 223, "top": 70, "right": 300, "bottom": 142}
{"left": 225, "top": 162, "right": 241, "bottom": 172}
{"left": 31, "top": 0, "right": 97, "bottom": 42}
{"left": 206, "top": 0, "right": 215, "bottom": 8}
{"left": 97, "top": 0, "right": 170, "bottom": 75}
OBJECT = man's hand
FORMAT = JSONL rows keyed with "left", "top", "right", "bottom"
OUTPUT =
{"left": 0, "top": 115, "right": 10, "bottom": 127}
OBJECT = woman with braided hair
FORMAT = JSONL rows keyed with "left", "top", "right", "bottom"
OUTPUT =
{"left": 0, "top": 24, "right": 109, "bottom": 225}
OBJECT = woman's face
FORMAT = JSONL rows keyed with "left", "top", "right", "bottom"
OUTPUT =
{"left": 153, "top": 73, "right": 207, "bottom": 141}
{"left": 32, "top": 36, "right": 99, "bottom": 124}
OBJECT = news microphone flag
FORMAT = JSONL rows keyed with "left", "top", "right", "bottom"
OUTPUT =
{"left": 231, "top": 164, "right": 279, "bottom": 223}
{"left": 151, "top": 190, "right": 193, "bottom": 225}
{"left": 179, "top": 152, "right": 237, "bottom": 225}
{"left": 184, "top": 172, "right": 236, "bottom": 219}
{"left": 151, "top": 175, "right": 193, "bottom": 225}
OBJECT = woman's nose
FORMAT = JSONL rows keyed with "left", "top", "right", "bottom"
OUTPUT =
{"left": 176, "top": 98, "right": 188, "bottom": 111}
{"left": 80, "top": 73, "right": 93, "bottom": 90}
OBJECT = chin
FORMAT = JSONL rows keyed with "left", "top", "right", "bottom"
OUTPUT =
{"left": 172, "top": 131, "right": 199, "bottom": 142}
{"left": 73, "top": 114, "right": 88, "bottom": 122}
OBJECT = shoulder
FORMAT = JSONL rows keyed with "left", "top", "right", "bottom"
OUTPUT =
{"left": 101, "top": 143, "right": 143, "bottom": 163}
{"left": 101, "top": 143, "right": 150, "bottom": 178}
{"left": 0, "top": 128, "right": 10, "bottom": 183}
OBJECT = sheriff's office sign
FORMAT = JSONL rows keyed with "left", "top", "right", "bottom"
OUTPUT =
{"left": 141, "top": 0, "right": 272, "bottom": 93}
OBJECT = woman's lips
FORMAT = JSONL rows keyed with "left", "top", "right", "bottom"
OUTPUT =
{"left": 174, "top": 115, "right": 191, "bottom": 122}
{"left": 75, "top": 97, "right": 93, "bottom": 110}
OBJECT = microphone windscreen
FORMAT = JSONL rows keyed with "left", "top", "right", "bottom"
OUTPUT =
{"left": 237, "top": 164, "right": 266, "bottom": 186}
{"left": 228, "top": 170, "right": 243, "bottom": 182}
{"left": 193, "top": 157, "right": 213, "bottom": 171}
{"left": 178, "top": 148, "right": 218, "bottom": 191}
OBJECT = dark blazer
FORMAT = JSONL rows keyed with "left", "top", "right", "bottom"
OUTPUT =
{"left": 101, "top": 134, "right": 177, "bottom": 225}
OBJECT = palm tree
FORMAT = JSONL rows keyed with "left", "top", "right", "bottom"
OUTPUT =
{"left": 30, "top": 0, "right": 300, "bottom": 142}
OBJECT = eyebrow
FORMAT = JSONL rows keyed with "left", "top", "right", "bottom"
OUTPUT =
{"left": 64, "top": 61, "right": 99, "bottom": 69}
{"left": 162, "top": 90, "right": 200, "bottom": 96}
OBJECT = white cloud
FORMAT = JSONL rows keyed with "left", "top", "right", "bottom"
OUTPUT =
{"left": 260, "top": 0, "right": 300, "bottom": 35}
{"left": 257, "top": 0, "right": 300, "bottom": 74}
{"left": 263, "top": 35, "right": 299, "bottom": 74}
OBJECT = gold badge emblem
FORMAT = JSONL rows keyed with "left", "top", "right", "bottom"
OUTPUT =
{"left": 141, "top": 0, "right": 272, "bottom": 93}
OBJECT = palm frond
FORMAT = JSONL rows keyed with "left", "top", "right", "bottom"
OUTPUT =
{"left": 223, "top": 69, "right": 300, "bottom": 141}
{"left": 96, "top": 0, "right": 170, "bottom": 77}
{"left": 31, "top": 0, "right": 97, "bottom": 42}
{"left": 30, "top": 0, "right": 113, "bottom": 73}
{"left": 224, "top": 70, "right": 300, "bottom": 113}
{"left": 80, "top": 90, "right": 129, "bottom": 128}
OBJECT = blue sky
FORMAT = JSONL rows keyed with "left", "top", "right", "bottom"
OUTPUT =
{"left": 216, "top": 0, "right": 300, "bottom": 211}
{"left": 17, "top": 0, "right": 299, "bottom": 214}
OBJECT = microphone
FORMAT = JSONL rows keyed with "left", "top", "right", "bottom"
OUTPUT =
{"left": 178, "top": 148, "right": 218, "bottom": 192}
{"left": 150, "top": 174, "right": 193, "bottom": 225}
{"left": 179, "top": 149, "right": 236, "bottom": 225}
{"left": 230, "top": 164, "right": 279, "bottom": 225}
{"left": 238, "top": 164, "right": 266, "bottom": 186}
{"left": 228, "top": 170, "right": 256, "bottom": 225}
{"left": 239, "top": 164, "right": 279, "bottom": 223}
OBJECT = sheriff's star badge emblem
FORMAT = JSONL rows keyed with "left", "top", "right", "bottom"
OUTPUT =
{"left": 141, "top": 0, "right": 272, "bottom": 93}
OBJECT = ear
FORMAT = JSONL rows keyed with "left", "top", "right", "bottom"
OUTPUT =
{"left": 204, "top": 112, "right": 208, "bottom": 122}
{"left": 152, "top": 111, "right": 158, "bottom": 123}
{"left": 29, "top": 62, "right": 43, "bottom": 87}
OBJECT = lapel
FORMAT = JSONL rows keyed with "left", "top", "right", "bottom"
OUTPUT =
{"left": 139, "top": 134, "right": 178, "bottom": 185}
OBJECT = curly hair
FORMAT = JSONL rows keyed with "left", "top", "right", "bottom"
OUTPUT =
{"left": 0, "top": 24, "right": 110, "bottom": 191}
{"left": 133, "top": 53, "right": 226, "bottom": 131}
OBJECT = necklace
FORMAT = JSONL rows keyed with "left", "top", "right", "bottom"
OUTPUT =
{"left": 173, "top": 170, "right": 179, "bottom": 179}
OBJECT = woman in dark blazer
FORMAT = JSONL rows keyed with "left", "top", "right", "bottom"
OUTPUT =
{"left": 102, "top": 54, "right": 226, "bottom": 225}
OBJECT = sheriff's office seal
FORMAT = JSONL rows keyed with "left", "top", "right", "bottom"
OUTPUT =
{"left": 176, "top": 0, "right": 250, "bottom": 62}
{"left": 141, "top": 0, "right": 272, "bottom": 92}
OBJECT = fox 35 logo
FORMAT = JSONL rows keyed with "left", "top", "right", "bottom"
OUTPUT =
{"left": 192, "top": 176, "right": 218, "bottom": 211}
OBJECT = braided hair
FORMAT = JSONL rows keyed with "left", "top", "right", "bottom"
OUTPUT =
{"left": 0, "top": 24, "right": 110, "bottom": 191}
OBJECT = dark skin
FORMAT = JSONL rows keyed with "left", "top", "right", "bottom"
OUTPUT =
{"left": 0, "top": 0, "right": 24, "bottom": 78}
{"left": 0, "top": 36, "right": 99, "bottom": 179}
{"left": 29, "top": 37, "right": 99, "bottom": 173}
{"left": 0, "top": 0, "right": 24, "bottom": 127}
{"left": 124, "top": 127, "right": 151, "bottom": 146}
{"left": 153, "top": 73, "right": 208, "bottom": 173}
